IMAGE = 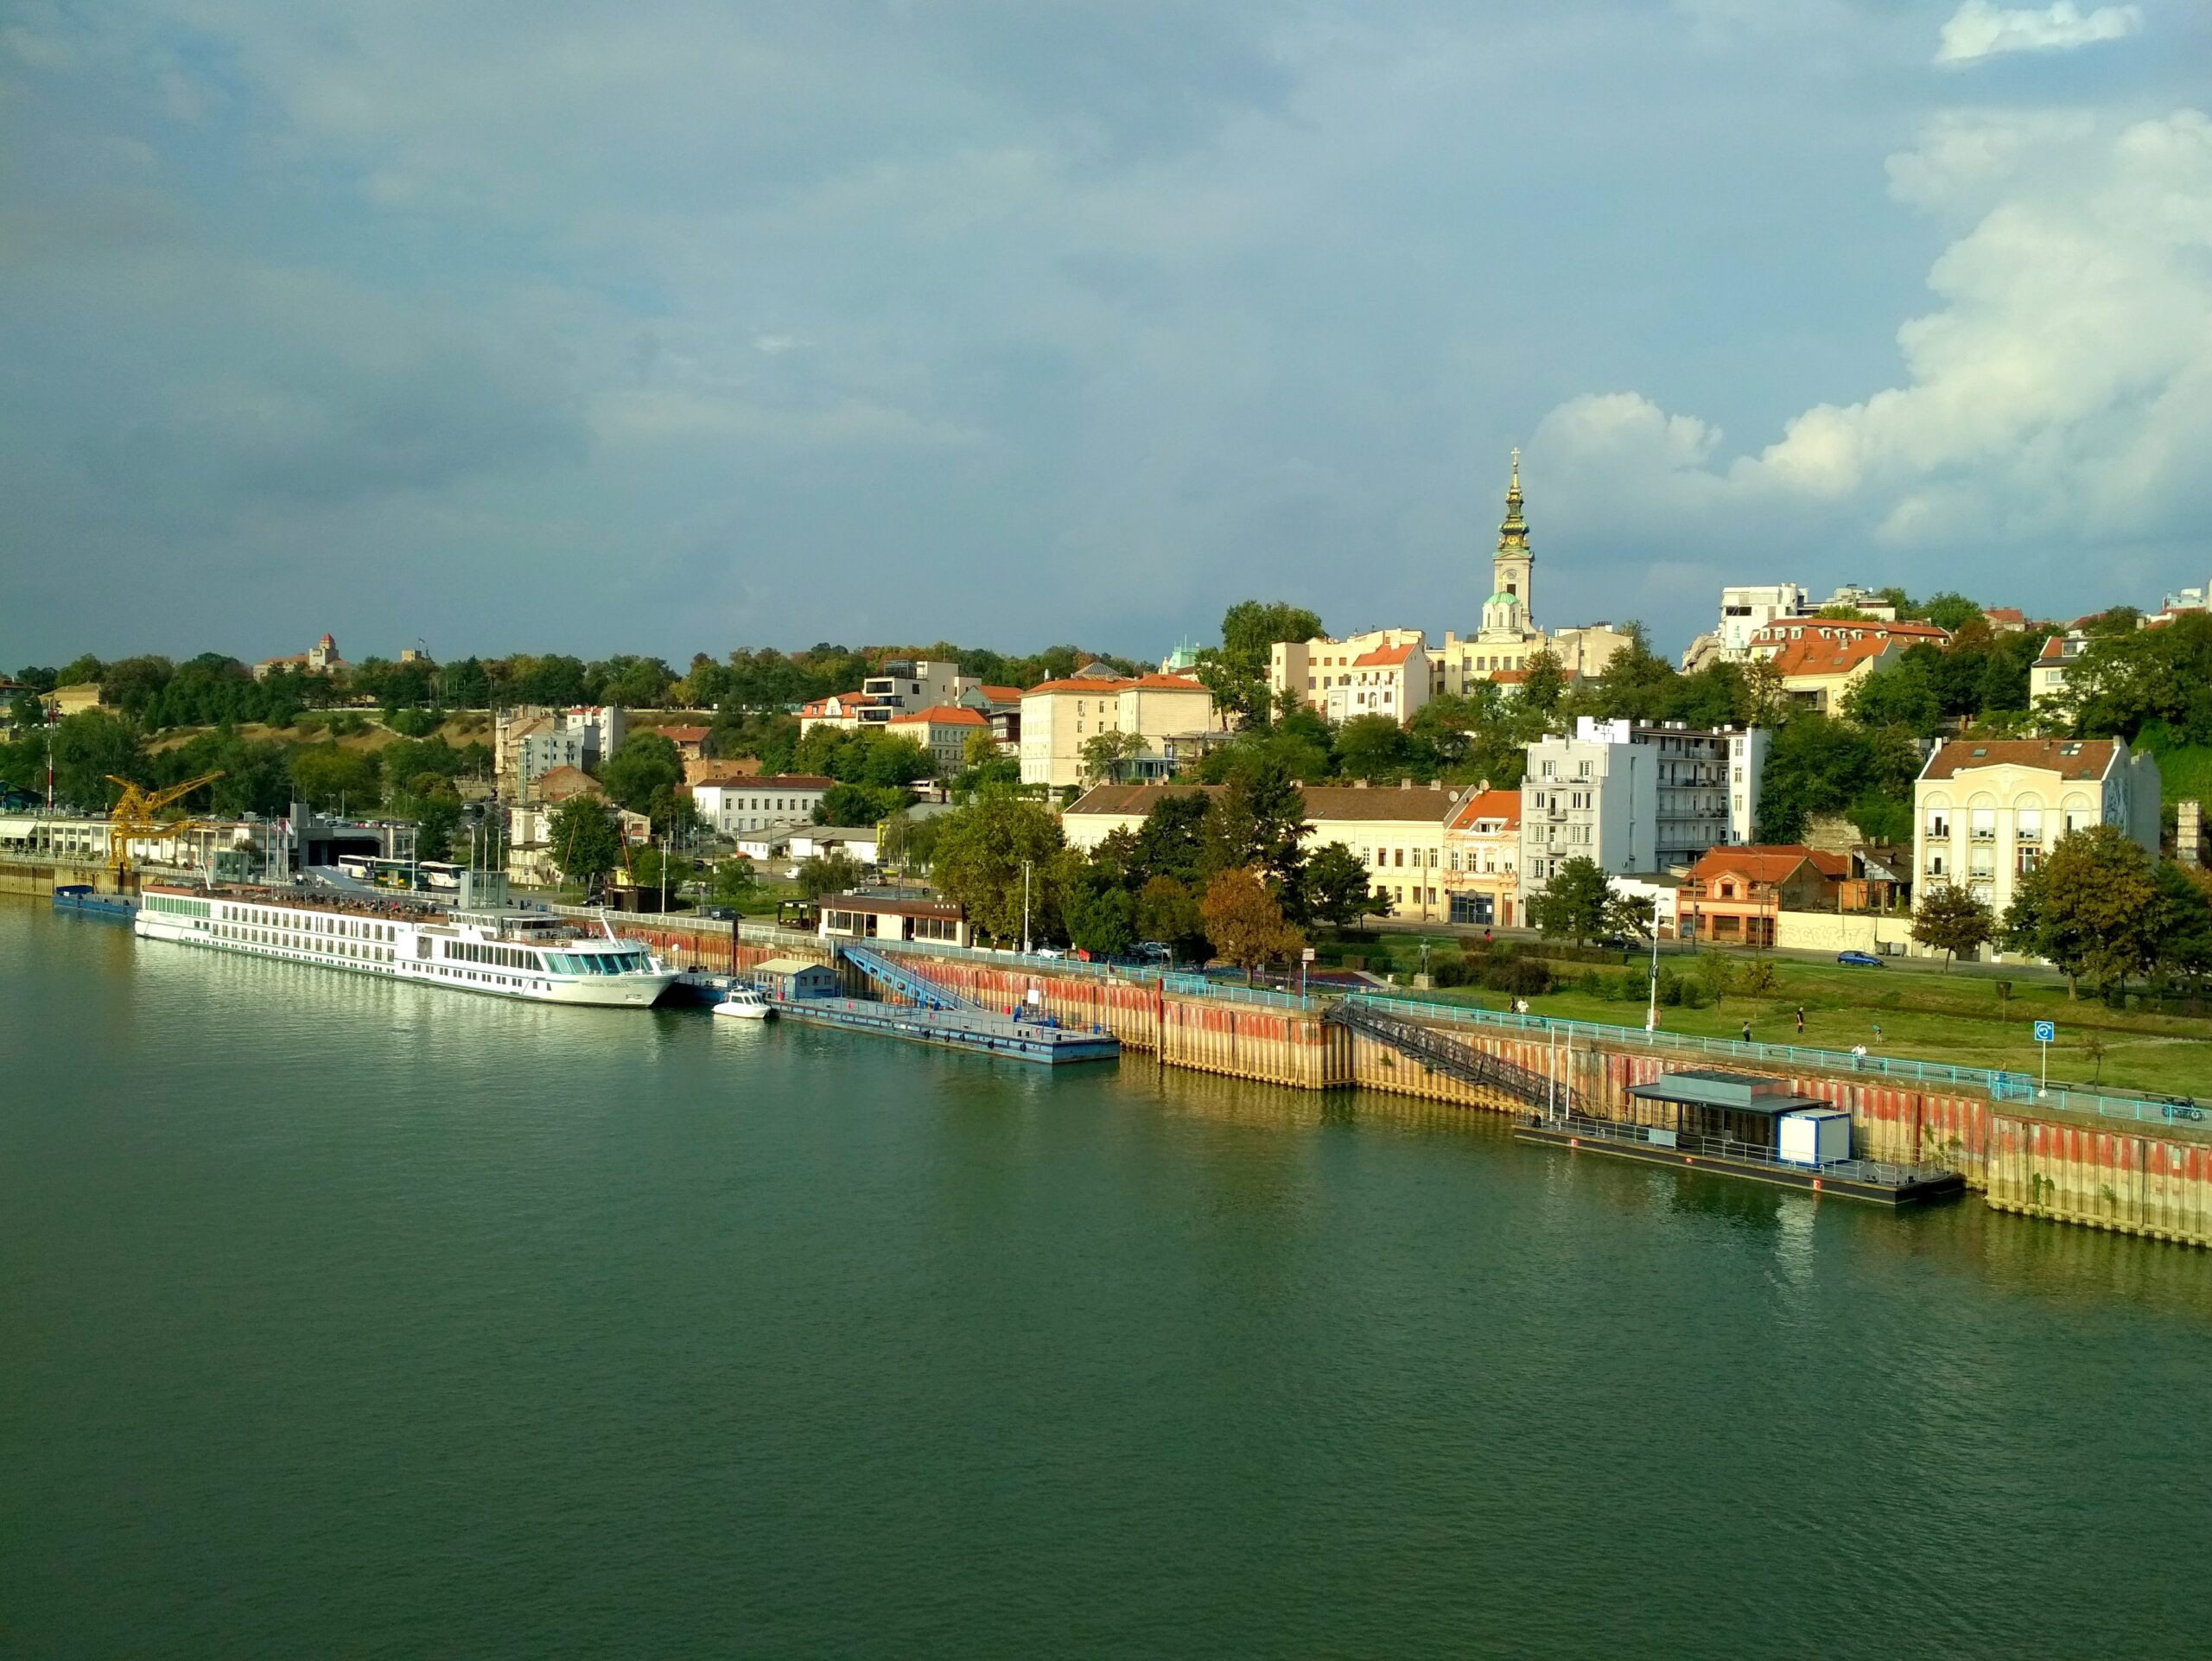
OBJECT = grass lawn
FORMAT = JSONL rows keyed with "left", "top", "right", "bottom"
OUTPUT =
{"left": 1394, "top": 948, "right": 2212, "bottom": 1099}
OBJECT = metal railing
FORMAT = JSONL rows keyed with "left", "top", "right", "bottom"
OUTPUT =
{"left": 1532, "top": 1111, "right": 1944, "bottom": 1188}
{"left": 1329, "top": 998, "right": 1569, "bottom": 1112}
{"left": 1340, "top": 990, "right": 2039, "bottom": 1099}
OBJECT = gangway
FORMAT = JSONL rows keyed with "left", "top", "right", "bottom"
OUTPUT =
{"left": 837, "top": 942, "right": 976, "bottom": 1011}
{"left": 1327, "top": 996, "right": 1575, "bottom": 1114}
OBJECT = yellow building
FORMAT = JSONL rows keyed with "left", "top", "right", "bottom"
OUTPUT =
{"left": 1913, "top": 737, "right": 2158, "bottom": 924}
{"left": 1749, "top": 617, "right": 1950, "bottom": 713}
{"left": 1018, "top": 674, "right": 1221, "bottom": 790}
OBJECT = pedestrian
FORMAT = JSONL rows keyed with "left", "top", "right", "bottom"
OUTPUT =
{"left": 1852, "top": 1042, "right": 1867, "bottom": 1071}
{"left": 1795, "top": 1005, "right": 1805, "bottom": 1034}
{"left": 1741, "top": 1020, "right": 1752, "bottom": 1043}
{"left": 1872, "top": 1021, "right": 1883, "bottom": 1045}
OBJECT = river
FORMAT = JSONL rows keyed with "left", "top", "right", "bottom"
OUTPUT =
{"left": 3, "top": 901, "right": 2207, "bottom": 1657}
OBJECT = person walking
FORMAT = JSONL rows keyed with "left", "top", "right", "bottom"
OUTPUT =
{"left": 1741, "top": 1019, "right": 1752, "bottom": 1043}
{"left": 1872, "top": 1021, "right": 1883, "bottom": 1046}
{"left": 1795, "top": 1005, "right": 1805, "bottom": 1035}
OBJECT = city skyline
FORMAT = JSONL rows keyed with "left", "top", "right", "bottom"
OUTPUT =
{"left": 3, "top": 2, "right": 2207, "bottom": 667}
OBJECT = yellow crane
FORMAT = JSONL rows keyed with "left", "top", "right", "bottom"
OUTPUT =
{"left": 105, "top": 772, "right": 223, "bottom": 875}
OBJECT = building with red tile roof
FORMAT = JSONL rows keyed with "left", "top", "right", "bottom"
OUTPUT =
{"left": 1019, "top": 675, "right": 1222, "bottom": 789}
{"left": 1747, "top": 616, "right": 1950, "bottom": 713}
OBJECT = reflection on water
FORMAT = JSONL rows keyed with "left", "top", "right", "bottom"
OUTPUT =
{"left": 5, "top": 898, "right": 2212, "bottom": 1660}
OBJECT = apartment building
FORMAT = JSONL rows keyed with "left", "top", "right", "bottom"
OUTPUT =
{"left": 1442, "top": 787, "right": 1521, "bottom": 926}
{"left": 2029, "top": 631, "right": 2088, "bottom": 706}
{"left": 1912, "top": 738, "right": 2158, "bottom": 919}
{"left": 887, "top": 705, "right": 988, "bottom": 776}
{"left": 1746, "top": 617, "right": 1950, "bottom": 713}
{"left": 690, "top": 774, "right": 837, "bottom": 837}
{"left": 1018, "top": 675, "right": 1220, "bottom": 790}
{"left": 1269, "top": 629, "right": 1430, "bottom": 722}
{"left": 1518, "top": 718, "right": 1766, "bottom": 908}
{"left": 862, "top": 659, "right": 979, "bottom": 717}
{"left": 495, "top": 704, "right": 627, "bottom": 795}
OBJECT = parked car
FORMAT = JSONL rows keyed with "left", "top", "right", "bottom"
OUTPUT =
{"left": 1836, "top": 950, "right": 1883, "bottom": 968}
{"left": 1033, "top": 945, "right": 1066, "bottom": 960}
{"left": 1133, "top": 942, "right": 1173, "bottom": 964}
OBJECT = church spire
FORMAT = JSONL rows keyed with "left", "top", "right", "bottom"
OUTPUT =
{"left": 1497, "top": 447, "right": 1530, "bottom": 557}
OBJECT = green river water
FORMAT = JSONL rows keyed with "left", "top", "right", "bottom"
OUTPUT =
{"left": 3, "top": 901, "right": 2208, "bottom": 1657}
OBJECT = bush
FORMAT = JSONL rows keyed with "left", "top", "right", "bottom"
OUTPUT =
{"left": 1432, "top": 952, "right": 1472, "bottom": 989}
{"left": 1480, "top": 957, "right": 1552, "bottom": 996}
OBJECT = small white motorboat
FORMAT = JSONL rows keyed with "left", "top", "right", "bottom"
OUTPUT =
{"left": 712, "top": 985, "right": 777, "bottom": 1021}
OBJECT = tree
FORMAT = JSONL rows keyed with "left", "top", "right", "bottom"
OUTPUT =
{"left": 1135, "top": 875, "right": 1210, "bottom": 962}
{"left": 598, "top": 733, "right": 683, "bottom": 818}
{"left": 1079, "top": 729, "right": 1149, "bottom": 785}
{"left": 1531, "top": 856, "right": 1612, "bottom": 946}
{"left": 289, "top": 742, "right": 381, "bottom": 813}
{"left": 2003, "top": 825, "right": 2164, "bottom": 998}
{"left": 1194, "top": 599, "right": 1325, "bottom": 730}
{"left": 796, "top": 850, "right": 863, "bottom": 900}
{"left": 817, "top": 781, "right": 906, "bottom": 826}
{"left": 929, "top": 789, "right": 1068, "bottom": 945}
{"left": 1130, "top": 791, "right": 1211, "bottom": 887}
{"left": 1063, "top": 864, "right": 1136, "bottom": 958}
{"left": 1911, "top": 883, "right": 1996, "bottom": 971}
{"left": 1304, "top": 841, "right": 1383, "bottom": 928}
{"left": 49, "top": 710, "right": 146, "bottom": 809}
{"left": 2152, "top": 862, "right": 2212, "bottom": 992}
{"left": 1200, "top": 760, "right": 1310, "bottom": 912}
{"left": 1199, "top": 867, "right": 1305, "bottom": 980}
{"left": 709, "top": 856, "right": 760, "bottom": 906}
{"left": 1603, "top": 890, "right": 1657, "bottom": 942}
{"left": 1516, "top": 647, "right": 1567, "bottom": 719}
{"left": 1333, "top": 715, "right": 1423, "bottom": 784}
{"left": 549, "top": 798, "right": 622, "bottom": 890}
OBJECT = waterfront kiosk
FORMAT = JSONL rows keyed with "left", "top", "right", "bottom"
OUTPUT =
{"left": 817, "top": 892, "right": 970, "bottom": 950}
{"left": 1627, "top": 1070, "right": 1835, "bottom": 1158}
{"left": 750, "top": 958, "right": 842, "bottom": 1001}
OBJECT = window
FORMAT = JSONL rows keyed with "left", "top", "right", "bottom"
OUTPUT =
{"left": 1969, "top": 808, "right": 1996, "bottom": 842}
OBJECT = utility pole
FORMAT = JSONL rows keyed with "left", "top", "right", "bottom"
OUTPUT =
{"left": 1644, "top": 913, "right": 1662, "bottom": 1032}
{"left": 1021, "top": 858, "right": 1033, "bottom": 957}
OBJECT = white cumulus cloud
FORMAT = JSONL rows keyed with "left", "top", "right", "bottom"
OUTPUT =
{"left": 1536, "top": 110, "right": 2212, "bottom": 570}
{"left": 1935, "top": 2, "right": 2142, "bottom": 65}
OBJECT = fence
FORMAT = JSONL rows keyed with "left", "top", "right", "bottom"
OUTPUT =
{"left": 1342, "top": 990, "right": 2040, "bottom": 1100}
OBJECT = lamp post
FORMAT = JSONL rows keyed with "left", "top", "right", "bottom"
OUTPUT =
{"left": 1021, "top": 858, "right": 1033, "bottom": 957}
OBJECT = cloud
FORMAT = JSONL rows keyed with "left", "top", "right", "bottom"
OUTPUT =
{"left": 1935, "top": 2, "right": 2142, "bottom": 65}
{"left": 1536, "top": 109, "right": 2212, "bottom": 567}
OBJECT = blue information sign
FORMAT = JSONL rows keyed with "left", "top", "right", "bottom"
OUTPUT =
{"left": 2033, "top": 1020, "right": 2056, "bottom": 1044}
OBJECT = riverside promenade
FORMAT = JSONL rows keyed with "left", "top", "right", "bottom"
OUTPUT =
{"left": 604, "top": 910, "right": 2212, "bottom": 1251}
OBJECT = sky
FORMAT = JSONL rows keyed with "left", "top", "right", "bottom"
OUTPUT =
{"left": 2, "top": 0, "right": 2208, "bottom": 671}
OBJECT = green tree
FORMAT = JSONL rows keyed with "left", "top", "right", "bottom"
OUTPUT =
{"left": 709, "top": 856, "right": 760, "bottom": 906}
{"left": 1303, "top": 840, "right": 1384, "bottom": 928}
{"left": 288, "top": 742, "right": 382, "bottom": 813}
{"left": 1079, "top": 729, "right": 1149, "bottom": 785}
{"left": 1199, "top": 867, "right": 1305, "bottom": 980}
{"left": 1603, "top": 889, "right": 1657, "bottom": 942}
{"left": 816, "top": 781, "right": 905, "bottom": 825}
{"left": 1516, "top": 646, "right": 1568, "bottom": 720}
{"left": 1194, "top": 600, "right": 1325, "bottom": 730}
{"left": 929, "top": 789, "right": 1068, "bottom": 945}
{"left": 1531, "top": 856, "right": 1612, "bottom": 946}
{"left": 1135, "top": 875, "right": 1210, "bottom": 962}
{"left": 549, "top": 798, "right": 622, "bottom": 890}
{"left": 1910, "top": 882, "right": 1996, "bottom": 971}
{"left": 598, "top": 733, "right": 683, "bottom": 818}
{"left": 49, "top": 710, "right": 146, "bottom": 808}
{"left": 1200, "top": 760, "right": 1310, "bottom": 913}
{"left": 1130, "top": 791, "right": 1211, "bottom": 887}
{"left": 796, "top": 850, "right": 862, "bottom": 900}
{"left": 2003, "top": 825, "right": 2164, "bottom": 998}
{"left": 1333, "top": 715, "right": 1423, "bottom": 784}
{"left": 1063, "top": 863, "right": 1137, "bottom": 958}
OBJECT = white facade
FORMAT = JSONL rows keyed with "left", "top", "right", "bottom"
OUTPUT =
{"left": 860, "top": 659, "right": 979, "bottom": 722}
{"left": 1912, "top": 738, "right": 2159, "bottom": 921}
{"left": 1520, "top": 719, "right": 1765, "bottom": 908}
{"left": 1719, "top": 584, "right": 1808, "bottom": 656}
{"left": 691, "top": 776, "right": 834, "bottom": 836}
{"left": 1018, "top": 675, "right": 1220, "bottom": 790}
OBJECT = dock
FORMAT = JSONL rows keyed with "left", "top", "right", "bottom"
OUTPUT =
{"left": 51, "top": 885, "right": 138, "bottom": 922}
{"left": 1514, "top": 1114, "right": 1967, "bottom": 1207}
{"left": 772, "top": 995, "right": 1122, "bottom": 1065}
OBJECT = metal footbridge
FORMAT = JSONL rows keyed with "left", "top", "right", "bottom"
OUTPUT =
{"left": 837, "top": 943, "right": 976, "bottom": 1011}
{"left": 1327, "top": 996, "right": 1576, "bottom": 1114}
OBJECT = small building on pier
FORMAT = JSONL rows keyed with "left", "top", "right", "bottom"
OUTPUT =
{"left": 1627, "top": 1069, "right": 1840, "bottom": 1159}
{"left": 817, "top": 892, "right": 970, "bottom": 949}
{"left": 749, "top": 957, "right": 841, "bottom": 1000}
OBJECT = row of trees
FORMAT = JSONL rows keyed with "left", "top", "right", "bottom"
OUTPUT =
{"left": 1909, "top": 826, "right": 2212, "bottom": 997}
{"left": 917, "top": 766, "right": 1389, "bottom": 971}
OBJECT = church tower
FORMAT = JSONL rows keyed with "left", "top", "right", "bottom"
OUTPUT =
{"left": 1480, "top": 449, "right": 1535, "bottom": 639}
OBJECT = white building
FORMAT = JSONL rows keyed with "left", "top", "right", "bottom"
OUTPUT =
{"left": 690, "top": 774, "right": 836, "bottom": 837}
{"left": 496, "top": 704, "right": 627, "bottom": 793}
{"left": 1270, "top": 629, "right": 1429, "bottom": 723}
{"left": 1913, "top": 738, "right": 2158, "bottom": 921}
{"left": 1519, "top": 718, "right": 1766, "bottom": 909}
{"left": 861, "top": 659, "right": 979, "bottom": 721}
{"left": 2030, "top": 631, "right": 2089, "bottom": 707}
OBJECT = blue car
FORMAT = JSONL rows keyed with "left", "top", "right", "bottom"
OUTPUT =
{"left": 1836, "top": 950, "right": 1883, "bottom": 968}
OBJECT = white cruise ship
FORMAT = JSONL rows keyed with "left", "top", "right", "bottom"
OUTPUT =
{"left": 136, "top": 883, "right": 677, "bottom": 1008}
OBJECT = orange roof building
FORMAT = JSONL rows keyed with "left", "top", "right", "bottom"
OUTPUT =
{"left": 1018, "top": 675, "right": 1221, "bottom": 789}
{"left": 1748, "top": 617, "right": 1949, "bottom": 713}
